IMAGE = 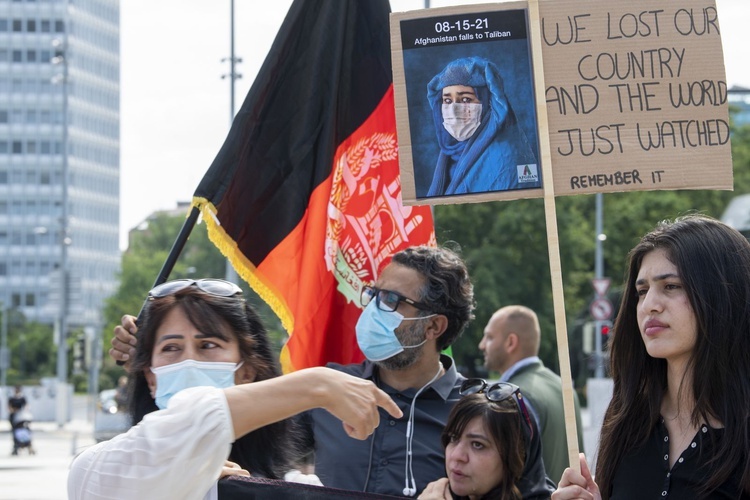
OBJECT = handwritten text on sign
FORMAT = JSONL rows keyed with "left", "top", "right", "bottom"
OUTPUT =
{"left": 539, "top": 0, "right": 732, "bottom": 196}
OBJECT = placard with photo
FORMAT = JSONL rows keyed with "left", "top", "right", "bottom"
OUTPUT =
{"left": 392, "top": 2, "right": 544, "bottom": 205}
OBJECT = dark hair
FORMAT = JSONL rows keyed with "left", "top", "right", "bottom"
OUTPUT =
{"left": 127, "top": 286, "right": 299, "bottom": 479}
{"left": 391, "top": 246, "right": 475, "bottom": 350}
{"left": 596, "top": 215, "right": 750, "bottom": 497}
{"left": 441, "top": 394, "right": 525, "bottom": 500}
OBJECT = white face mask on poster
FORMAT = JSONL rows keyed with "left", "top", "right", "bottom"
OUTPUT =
{"left": 441, "top": 103, "right": 482, "bottom": 141}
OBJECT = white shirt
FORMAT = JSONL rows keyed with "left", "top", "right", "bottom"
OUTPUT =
{"left": 68, "top": 386, "right": 234, "bottom": 500}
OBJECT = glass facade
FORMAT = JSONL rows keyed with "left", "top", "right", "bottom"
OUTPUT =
{"left": 728, "top": 86, "right": 750, "bottom": 128}
{"left": 0, "top": 0, "right": 119, "bottom": 327}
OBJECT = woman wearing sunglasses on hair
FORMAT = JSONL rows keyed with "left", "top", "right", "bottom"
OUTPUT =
{"left": 68, "top": 279, "right": 402, "bottom": 500}
{"left": 419, "top": 379, "right": 552, "bottom": 500}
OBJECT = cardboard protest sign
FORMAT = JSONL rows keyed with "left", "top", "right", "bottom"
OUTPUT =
{"left": 541, "top": 0, "right": 732, "bottom": 196}
{"left": 391, "top": 3, "right": 545, "bottom": 205}
{"left": 392, "top": 0, "right": 731, "bottom": 206}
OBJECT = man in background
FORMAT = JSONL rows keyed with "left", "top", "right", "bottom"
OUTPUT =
{"left": 479, "top": 305, "right": 584, "bottom": 484}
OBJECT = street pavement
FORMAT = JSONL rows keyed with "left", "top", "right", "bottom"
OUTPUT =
{"left": 0, "top": 395, "right": 95, "bottom": 500}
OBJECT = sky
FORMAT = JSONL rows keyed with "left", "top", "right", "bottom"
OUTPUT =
{"left": 120, "top": 0, "right": 750, "bottom": 251}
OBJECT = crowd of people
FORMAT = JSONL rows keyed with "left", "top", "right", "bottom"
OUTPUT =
{"left": 69, "top": 214, "right": 750, "bottom": 499}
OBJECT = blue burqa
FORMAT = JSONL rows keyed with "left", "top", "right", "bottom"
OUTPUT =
{"left": 426, "top": 57, "right": 540, "bottom": 197}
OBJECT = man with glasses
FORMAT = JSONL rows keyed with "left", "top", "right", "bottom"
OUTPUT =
{"left": 479, "top": 305, "right": 584, "bottom": 485}
{"left": 301, "top": 246, "right": 552, "bottom": 498}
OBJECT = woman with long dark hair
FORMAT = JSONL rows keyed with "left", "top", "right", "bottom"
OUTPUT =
{"left": 554, "top": 215, "right": 750, "bottom": 499}
{"left": 68, "top": 279, "right": 401, "bottom": 500}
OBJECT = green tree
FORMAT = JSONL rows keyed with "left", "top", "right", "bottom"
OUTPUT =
{"left": 2, "top": 308, "right": 55, "bottom": 385}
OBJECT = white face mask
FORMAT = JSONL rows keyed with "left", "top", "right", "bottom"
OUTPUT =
{"left": 441, "top": 103, "right": 482, "bottom": 142}
{"left": 150, "top": 359, "right": 243, "bottom": 410}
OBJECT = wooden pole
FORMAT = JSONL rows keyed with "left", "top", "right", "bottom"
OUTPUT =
{"left": 526, "top": 0, "right": 581, "bottom": 472}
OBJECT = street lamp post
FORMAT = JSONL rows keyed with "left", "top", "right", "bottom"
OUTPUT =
{"left": 221, "top": 0, "right": 242, "bottom": 285}
{"left": 52, "top": 28, "right": 71, "bottom": 427}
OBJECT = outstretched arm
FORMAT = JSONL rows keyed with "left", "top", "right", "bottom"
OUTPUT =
{"left": 226, "top": 366, "right": 402, "bottom": 441}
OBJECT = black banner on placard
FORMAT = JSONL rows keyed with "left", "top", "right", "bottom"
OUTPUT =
{"left": 218, "top": 476, "right": 404, "bottom": 499}
{"left": 400, "top": 9, "right": 528, "bottom": 50}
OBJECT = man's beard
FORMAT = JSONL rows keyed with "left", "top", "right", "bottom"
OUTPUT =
{"left": 375, "top": 318, "right": 427, "bottom": 371}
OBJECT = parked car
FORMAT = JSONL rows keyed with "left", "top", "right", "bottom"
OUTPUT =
{"left": 98, "top": 389, "right": 119, "bottom": 414}
{"left": 93, "top": 389, "right": 131, "bottom": 442}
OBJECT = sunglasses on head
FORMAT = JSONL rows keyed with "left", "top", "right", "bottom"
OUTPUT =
{"left": 148, "top": 279, "right": 243, "bottom": 300}
{"left": 459, "top": 378, "right": 534, "bottom": 441}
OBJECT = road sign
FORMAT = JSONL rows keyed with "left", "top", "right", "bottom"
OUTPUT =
{"left": 591, "top": 278, "right": 611, "bottom": 297}
{"left": 590, "top": 298, "right": 613, "bottom": 321}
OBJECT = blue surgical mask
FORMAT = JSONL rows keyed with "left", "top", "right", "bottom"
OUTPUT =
{"left": 355, "top": 302, "right": 435, "bottom": 362}
{"left": 151, "top": 359, "right": 243, "bottom": 410}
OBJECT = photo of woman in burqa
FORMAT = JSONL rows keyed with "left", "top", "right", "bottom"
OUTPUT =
{"left": 426, "top": 56, "right": 540, "bottom": 197}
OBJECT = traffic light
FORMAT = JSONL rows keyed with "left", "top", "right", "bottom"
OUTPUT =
{"left": 73, "top": 334, "right": 86, "bottom": 374}
{"left": 600, "top": 320, "right": 613, "bottom": 346}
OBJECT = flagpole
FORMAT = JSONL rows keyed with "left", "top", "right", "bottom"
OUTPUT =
{"left": 151, "top": 206, "right": 201, "bottom": 287}
{"left": 115, "top": 206, "right": 200, "bottom": 366}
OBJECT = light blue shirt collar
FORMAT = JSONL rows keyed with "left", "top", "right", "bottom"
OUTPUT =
{"left": 499, "top": 356, "right": 541, "bottom": 382}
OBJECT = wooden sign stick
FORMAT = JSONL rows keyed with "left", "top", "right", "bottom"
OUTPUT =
{"left": 527, "top": 0, "right": 581, "bottom": 473}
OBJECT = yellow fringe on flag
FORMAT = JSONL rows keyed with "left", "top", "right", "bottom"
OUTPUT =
{"left": 191, "top": 196, "right": 295, "bottom": 336}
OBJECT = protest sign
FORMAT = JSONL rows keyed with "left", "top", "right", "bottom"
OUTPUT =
{"left": 541, "top": 0, "right": 731, "bottom": 195}
{"left": 392, "top": 0, "right": 731, "bottom": 205}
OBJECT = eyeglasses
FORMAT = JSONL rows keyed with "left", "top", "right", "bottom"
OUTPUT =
{"left": 148, "top": 279, "right": 243, "bottom": 299}
{"left": 459, "top": 378, "right": 534, "bottom": 441}
{"left": 360, "top": 285, "right": 431, "bottom": 313}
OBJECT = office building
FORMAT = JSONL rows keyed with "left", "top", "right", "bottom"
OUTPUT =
{"left": 0, "top": 0, "right": 120, "bottom": 331}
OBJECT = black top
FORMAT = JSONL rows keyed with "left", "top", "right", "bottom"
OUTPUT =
{"left": 218, "top": 475, "right": 404, "bottom": 499}
{"left": 8, "top": 395, "right": 26, "bottom": 411}
{"left": 611, "top": 418, "right": 749, "bottom": 499}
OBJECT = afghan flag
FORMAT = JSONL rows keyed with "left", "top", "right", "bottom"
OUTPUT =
{"left": 192, "top": 0, "right": 435, "bottom": 372}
